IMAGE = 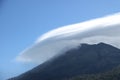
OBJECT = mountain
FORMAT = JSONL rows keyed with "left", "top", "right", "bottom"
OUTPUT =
{"left": 68, "top": 65, "right": 120, "bottom": 80}
{"left": 9, "top": 43, "right": 120, "bottom": 80}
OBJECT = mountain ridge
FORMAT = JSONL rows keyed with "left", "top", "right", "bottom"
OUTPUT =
{"left": 9, "top": 42, "right": 120, "bottom": 80}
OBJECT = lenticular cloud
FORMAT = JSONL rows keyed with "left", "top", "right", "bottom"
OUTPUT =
{"left": 17, "top": 13, "right": 120, "bottom": 64}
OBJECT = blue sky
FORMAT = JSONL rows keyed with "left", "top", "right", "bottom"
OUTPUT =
{"left": 0, "top": 0, "right": 120, "bottom": 79}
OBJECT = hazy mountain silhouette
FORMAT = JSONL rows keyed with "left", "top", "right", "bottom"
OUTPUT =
{"left": 9, "top": 43, "right": 120, "bottom": 80}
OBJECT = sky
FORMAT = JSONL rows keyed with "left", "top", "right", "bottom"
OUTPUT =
{"left": 0, "top": 0, "right": 120, "bottom": 79}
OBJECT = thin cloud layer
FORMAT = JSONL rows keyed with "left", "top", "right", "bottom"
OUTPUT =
{"left": 16, "top": 13, "right": 120, "bottom": 64}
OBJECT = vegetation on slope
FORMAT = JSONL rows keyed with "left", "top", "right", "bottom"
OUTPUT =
{"left": 67, "top": 65, "right": 120, "bottom": 80}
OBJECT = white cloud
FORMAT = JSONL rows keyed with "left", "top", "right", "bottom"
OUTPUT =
{"left": 16, "top": 12, "right": 120, "bottom": 64}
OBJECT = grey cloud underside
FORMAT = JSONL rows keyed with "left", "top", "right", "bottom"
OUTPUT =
{"left": 16, "top": 13, "right": 120, "bottom": 64}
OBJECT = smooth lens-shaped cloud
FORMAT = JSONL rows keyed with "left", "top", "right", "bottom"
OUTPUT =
{"left": 16, "top": 13, "right": 120, "bottom": 64}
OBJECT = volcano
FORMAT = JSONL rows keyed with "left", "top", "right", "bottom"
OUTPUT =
{"left": 9, "top": 43, "right": 120, "bottom": 80}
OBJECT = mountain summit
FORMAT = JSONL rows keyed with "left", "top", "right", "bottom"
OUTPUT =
{"left": 9, "top": 43, "right": 120, "bottom": 80}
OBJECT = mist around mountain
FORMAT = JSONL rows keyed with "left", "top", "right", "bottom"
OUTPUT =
{"left": 9, "top": 42, "right": 120, "bottom": 80}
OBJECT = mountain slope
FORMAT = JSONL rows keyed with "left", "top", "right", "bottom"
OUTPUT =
{"left": 9, "top": 43, "right": 120, "bottom": 80}
{"left": 68, "top": 65, "right": 120, "bottom": 80}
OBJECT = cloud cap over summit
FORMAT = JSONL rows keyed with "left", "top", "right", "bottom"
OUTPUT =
{"left": 16, "top": 13, "right": 120, "bottom": 64}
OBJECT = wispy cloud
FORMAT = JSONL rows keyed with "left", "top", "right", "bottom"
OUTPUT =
{"left": 16, "top": 12, "right": 120, "bottom": 64}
